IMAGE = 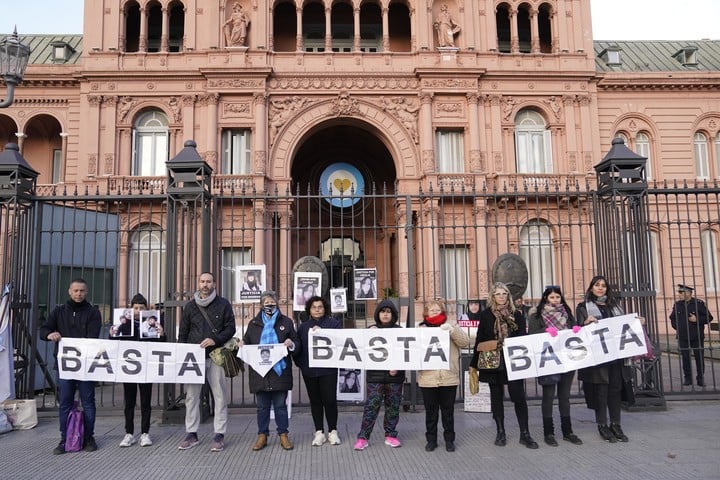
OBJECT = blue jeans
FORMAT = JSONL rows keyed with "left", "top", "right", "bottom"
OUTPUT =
{"left": 255, "top": 391, "right": 289, "bottom": 435}
{"left": 58, "top": 378, "right": 96, "bottom": 441}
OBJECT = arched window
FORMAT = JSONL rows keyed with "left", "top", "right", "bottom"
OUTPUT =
{"left": 701, "top": 230, "right": 719, "bottom": 292}
{"left": 273, "top": 2, "right": 297, "bottom": 52}
{"left": 387, "top": 2, "right": 411, "bottom": 52}
{"left": 496, "top": 4, "right": 511, "bottom": 53}
{"left": 133, "top": 110, "right": 169, "bottom": 176}
{"left": 694, "top": 132, "right": 710, "bottom": 179}
{"left": 516, "top": 4, "right": 531, "bottom": 53}
{"left": 520, "top": 220, "right": 554, "bottom": 299}
{"left": 538, "top": 3, "right": 552, "bottom": 53}
{"left": 168, "top": 2, "right": 185, "bottom": 52}
{"left": 129, "top": 225, "right": 166, "bottom": 305}
{"left": 124, "top": 1, "right": 141, "bottom": 52}
{"left": 515, "top": 110, "right": 552, "bottom": 173}
{"left": 635, "top": 132, "right": 652, "bottom": 180}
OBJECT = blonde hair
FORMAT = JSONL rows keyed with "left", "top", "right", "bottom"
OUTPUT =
{"left": 423, "top": 299, "right": 446, "bottom": 317}
{"left": 487, "top": 282, "right": 515, "bottom": 312}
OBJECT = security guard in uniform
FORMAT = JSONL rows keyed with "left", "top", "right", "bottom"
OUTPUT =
{"left": 670, "top": 284, "right": 714, "bottom": 386}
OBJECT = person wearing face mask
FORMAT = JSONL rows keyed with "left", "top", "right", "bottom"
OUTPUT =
{"left": 472, "top": 282, "right": 538, "bottom": 449}
{"left": 528, "top": 286, "right": 583, "bottom": 446}
{"left": 294, "top": 295, "right": 344, "bottom": 447}
{"left": 242, "top": 291, "right": 298, "bottom": 451}
{"left": 576, "top": 275, "right": 630, "bottom": 443}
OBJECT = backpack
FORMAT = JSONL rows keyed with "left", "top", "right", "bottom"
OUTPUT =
{"left": 65, "top": 401, "right": 84, "bottom": 452}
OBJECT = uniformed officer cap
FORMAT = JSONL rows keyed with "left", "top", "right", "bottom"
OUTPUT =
{"left": 677, "top": 284, "right": 694, "bottom": 292}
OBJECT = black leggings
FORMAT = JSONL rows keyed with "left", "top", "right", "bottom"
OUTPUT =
{"left": 123, "top": 382, "right": 153, "bottom": 435}
{"left": 489, "top": 380, "right": 529, "bottom": 431}
{"left": 541, "top": 370, "right": 575, "bottom": 418}
{"left": 593, "top": 362, "right": 623, "bottom": 425}
{"left": 303, "top": 373, "right": 339, "bottom": 431}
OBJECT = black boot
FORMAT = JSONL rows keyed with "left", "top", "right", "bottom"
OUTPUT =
{"left": 561, "top": 416, "right": 582, "bottom": 445}
{"left": 493, "top": 416, "right": 506, "bottom": 446}
{"left": 443, "top": 431, "right": 455, "bottom": 452}
{"left": 425, "top": 432, "right": 437, "bottom": 452}
{"left": 543, "top": 417, "right": 558, "bottom": 447}
{"left": 598, "top": 424, "right": 617, "bottom": 443}
{"left": 610, "top": 423, "right": 628, "bottom": 442}
{"left": 519, "top": 430, "right": 539, "bottom": 449}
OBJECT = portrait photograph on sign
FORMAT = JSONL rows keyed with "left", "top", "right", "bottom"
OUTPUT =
{"left": 293, "top": 272, "right": 322, "bottom": 311}
{"left": 139, "top": 310, "right": 162, "bottom": 339}
{"left": 353, "top": 268, "right": 377, "bottom": 300}
{"left": 330, "top": 287, "right": 347, "bottom": 313}
{"left": 337, "top": 368, "right": 364, "bottom": 402}
{"left": 236, "top": 265, "right": 266, "bottom": 304}
{"left": 110, "top": 308, "right": 135, "bottom": 337}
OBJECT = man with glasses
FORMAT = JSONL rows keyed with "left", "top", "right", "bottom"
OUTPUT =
{"left": 670, "top": 284, "right": 714, "bottom": 386}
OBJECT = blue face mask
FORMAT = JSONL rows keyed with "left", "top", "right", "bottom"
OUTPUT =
{"left": 263, "top": 304, "right": 277, "bottom": 315}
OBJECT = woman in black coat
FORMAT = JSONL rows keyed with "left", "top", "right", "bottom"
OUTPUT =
{"left": 576, "top": 275, "right": 631, "bottom": 443}
{"left": 242, "top": 291, "right": 299, "bottom": 451}
{"left": 471, "top": 282, "right": 538, "bottom": 449}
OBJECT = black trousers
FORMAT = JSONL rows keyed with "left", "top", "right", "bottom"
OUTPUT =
{"left": 593, "top": 361, "right": 623, "bottom": 425}
{"left": 123, "top": 382, "right": 153, "bottom": 435}
{"left": 678, "top": 337, "right": 705, "bottom": 381}
{"left": 489, "top": 380, "right": 529, "bottom": 431}
{"left": 420, "top": 385, "right": 457, "bottom": 442}
{"left": 302, "top": 373, "right": 339, "bottom": 432}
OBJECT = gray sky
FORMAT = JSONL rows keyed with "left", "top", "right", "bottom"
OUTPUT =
{"left": 2, "top": 0, "right": 719, "bottom": 40}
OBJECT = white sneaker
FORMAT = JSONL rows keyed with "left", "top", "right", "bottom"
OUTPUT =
{"left": 119, "top": 434, "right": 136, "bottom": 447}
{"left": 311, "top": 430, "right": 326, "bottom": 446}
{"left": 327, "top": 429, "right": 341, "bottom": 445}
{"left": 140, "top": 433, "right": 153, "bottom": 447}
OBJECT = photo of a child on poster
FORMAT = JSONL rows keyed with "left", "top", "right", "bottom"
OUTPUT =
{"left": 110, "top": 308, "right": 134, "bottom": 337}
{"left": 139, "top": 310, "right": 163, "bottom": 339}
{"left": 237, "top": 265, "right": 266, "bottom": 303}
{"left": 330, "top": 287, "right": 347, "bottom": 314}
{"left": 293, "top": 272, "right": 322, "bottom": 311}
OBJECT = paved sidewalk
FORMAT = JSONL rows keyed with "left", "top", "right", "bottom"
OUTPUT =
{"left": 1, "top": 400, "right": 718, "bottom": 480}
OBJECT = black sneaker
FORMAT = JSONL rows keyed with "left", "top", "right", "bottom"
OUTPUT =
{"left": 598, "top": 425, "right": 617, "bottom": 443}
{"left": 610, "top": 423, "right": 628, "bottom": 442}
{"left": 83, "top": 436, "right": 98, "bottom": 452}
{"left": 53, "top": 441, "right": 66, "bottom": 455}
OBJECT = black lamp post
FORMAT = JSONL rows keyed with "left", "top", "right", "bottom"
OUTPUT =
{"left": 0, "top": 28, "right": 31, "bottom": 108}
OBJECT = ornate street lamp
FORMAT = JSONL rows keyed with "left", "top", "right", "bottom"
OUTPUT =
{"left": 0, "top": 28, "right": 31, "bottom": 108}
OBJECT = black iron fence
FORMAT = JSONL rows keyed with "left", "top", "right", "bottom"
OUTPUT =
{"left": 7, "top": 176, "right": 719, "bottom": 410}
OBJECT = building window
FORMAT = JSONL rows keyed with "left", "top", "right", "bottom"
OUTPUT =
{"left": 132, "top": 110, "right": 169, "bottom": 176}
{"left": 221, "top": 247, "right": 252, "bottom": 303}
{"left": 129, "top": 225, "right": 166, "bottom": 305}
{"left": 435, "top": 130, "right": 464, "bottom": 173}
{"left": 694, "top": 132, "right": 710, "bottom": 179}
{"left": 520, "top": 220, "right": 554, "bottom": 299}
{"left": 515, "top": 110, "right": 552, "bottom": 173}
{"left": 701, "top": 230, "right": 719, "bottom": 292}
{"left": 495, "top": 4, "right": 511, "bottom": 53}
{"left": 168, "top": 3, "right": 185, "bottom": 52}
{"left": 517, "top": 4, "right": 531, "bottom": 53}
{"left": 52, "top": 149, "right": 63, "bottom": 183}
{"left": 124, "top": 2, "right": 141, "bottom": 52}
{"left": 222, "top": 129, "right": 252, "bottom": 174}
{"left": 440, "top": 246, "right": 468, "bottom": 304}
{"left": 538, "top": 3, "right": 552, "bottom": 53}
{"left": 635, "top": 132, "right": 652, "bottom": 180}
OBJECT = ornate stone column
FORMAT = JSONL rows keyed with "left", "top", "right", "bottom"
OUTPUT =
{"left": 467, "top": 93, "right": 481, "bottom": 173}
{"left": 509, "top": 8, "right": 518, "bottom": 53}
{"left": 353, "top": 7, "right": 361, "bottom": 51}
{"left": 324, "top": 7, "right": 332, "bottom": 51}
{"left": 139, "top": 6, "right": 147, "bottom": 52}
{"left": 161, "top": 6, "right": 169, "bottom": 52}
{"left": 253, "top": 93, "right": 267, "bottom": 175}
{"left": 382, "top": 6, "right": 390, "bottom": 52}
{"left": 296, "top": 7, "right": 303, "bottom": 51}
{"left": 419, "top": 92, "right": 435, "bottom": 174}
{"left": 530, "top": 8, "right": 539, "bottom": 53}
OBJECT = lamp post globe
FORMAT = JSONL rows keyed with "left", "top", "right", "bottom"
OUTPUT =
{"left": 0, "top": 28, "right": 31, "bottom": 108}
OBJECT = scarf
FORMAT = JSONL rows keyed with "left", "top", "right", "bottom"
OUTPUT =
{"left": 260, "top": 309, "right": 285, "bottom": 376}
{"left": 491, "top": 305, "right": 517, "bottom": 343}
{"left": 424, "top": 312, "right": 447, "bottom": 327}
{"left": 542, "top": 303, "right": 568, "bottom": 330}
{"left": 194, "top": 289, "right": 216, "bottom": 307}
{"left": 585, "top": 300, "right": 623, "bottom": 319}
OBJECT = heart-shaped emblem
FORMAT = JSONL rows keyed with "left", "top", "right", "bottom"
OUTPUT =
{"left": 333, "top": 178, "right": 351, "bottom": 192}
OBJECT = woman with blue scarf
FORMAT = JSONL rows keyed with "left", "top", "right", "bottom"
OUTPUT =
{"left": 242, "top": 291, "right": 298, "bottom": 451}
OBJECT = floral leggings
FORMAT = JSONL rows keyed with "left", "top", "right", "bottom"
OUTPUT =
{"left": 357, "top": 382, "right": 404, "bottom": 440}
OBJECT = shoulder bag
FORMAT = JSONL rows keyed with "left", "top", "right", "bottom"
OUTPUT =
{"left": 198, "top": 306, "right": 244, "bottom": 377}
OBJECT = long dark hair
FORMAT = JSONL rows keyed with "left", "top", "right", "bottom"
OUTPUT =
{"left": 535, "top": 285, "right": 575, "bottom": 324}
{"left": 584, "top": 275, "right": 620, "bottom": 308}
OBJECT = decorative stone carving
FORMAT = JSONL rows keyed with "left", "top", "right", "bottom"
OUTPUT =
{"left": 269, "top": 96, "right": 309, "bottom": 143}
{"left": 254, "top": 151, "right": 266, "bottom": 175}
{"left": 168, "top": 96, "right": 182, "bottom": 122}
{"left": 380, "top": 96, "right": 419, "bottom": 143}
{"left": 422, "top": 149, "right": 435, "bottom": 173}
{"left": 544, "top": 95, "right": 562, "bottom": 120}
{"left": 502, "top": 96, "right": 516, "bottom": 121}
{"left": 118, "top": 96, "right": 136, "bottom": 122}
{"left": 104, "top": 154, "right": 114, "bottom": 174}
{"left": 330, "top": 91, "right": 361, "bottom": 117}
{"left": 224, "top": 2, "right": 250, "bottom": 47}
{"left": 434, "top": 4, "right": 460, "bottom": 48}
{"left": 88, "top": 154, "right": 97, "bottom": 175}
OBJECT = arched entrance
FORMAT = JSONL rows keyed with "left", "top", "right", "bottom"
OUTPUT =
{"left": 288, "top": 122, "right": 399, "bottom": 325}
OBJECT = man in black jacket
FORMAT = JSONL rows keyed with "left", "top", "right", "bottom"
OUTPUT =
{"left": 177, "top": 272, "right": 236, "bottom": 452}
{"left": 670, "top": 284, "right": 714, "bottom": 386}
{"left": 39, "top": 278, "right": 102, "bottom": 455}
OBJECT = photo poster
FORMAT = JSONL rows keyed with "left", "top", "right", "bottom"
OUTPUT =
{"left": 293, "top": 272, "right": 322, "bottom": 311}
{"left": 337, "top": 368, "right": 364, "bottom": 402}
{"left": 236, "top": 265, "right": 267, "bottom": 304}
{"left": 139, "top": 310, "right": 162, "bottom": 339}
{"left": 330, "top": 288, "right": 348, "bottom": 314}
{"left": 111, "top": 308, "right": 135, "bottom": 338}
{"left": 354, "top": 268, "right": 377, "bottom": 300}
